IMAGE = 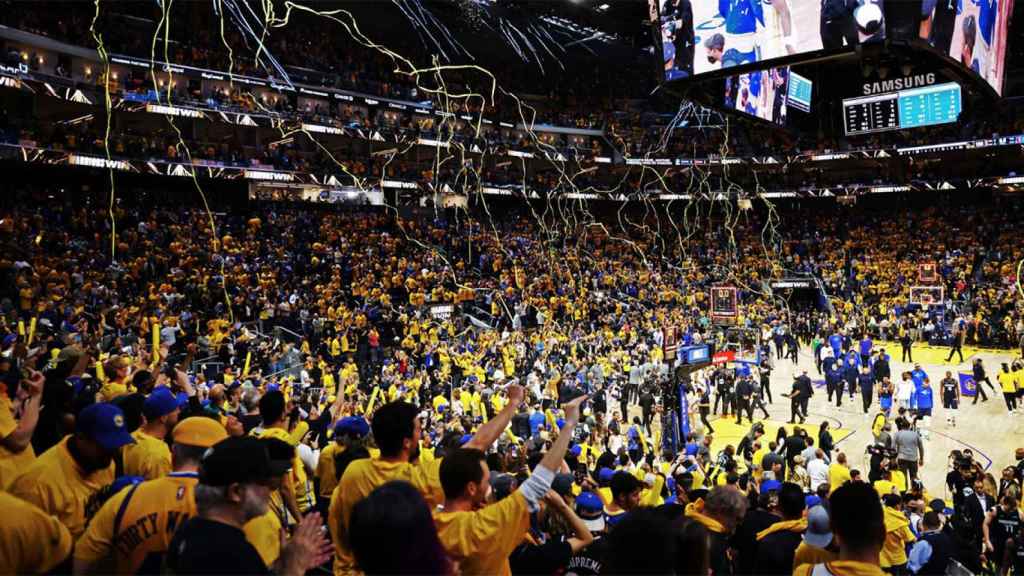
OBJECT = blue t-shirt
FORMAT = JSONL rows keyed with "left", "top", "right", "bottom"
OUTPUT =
{"left": 858, "top": 372, "right": 875, "bottom": 390}
{"left": 829, "top": 334, "right": 843, "bottom": 354}
{"left": 628, "top": 426, "right": 641, "bottom": 451}
{"left": 979, "top": 0, "right": 996, "bottom": 45}
{"left": 911, "top": 368, "right": 928, "bottom": 390}
{"left": 720, "top": 0, "right": 764, "bottom": 34}
{"left": 860, "top": 338, "right": 873, "bottom": 356}
{"left": 917, "top": 386, "right": 934, "bottom": 409}
{"left": 529, "top": 412, "right": 546, "bottom": 436}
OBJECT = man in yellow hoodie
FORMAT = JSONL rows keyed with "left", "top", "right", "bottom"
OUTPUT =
{"left": 880, "top": 493, "right": 916, "bottom": 573}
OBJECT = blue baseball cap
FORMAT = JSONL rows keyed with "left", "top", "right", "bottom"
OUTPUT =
{"left": 759, "top": 479, "right": 782, "bottom": 495}
{"left": 2, "top": 334, "right": 16, "bottom": 347}
{"left": 569, "top": 445, "right": 582, "bottom": 457}
{"left": 143, "top": 387, "right": 183, "bottom": 420}
{"left": 110, "top": 475, "right": 145, "bottom": 495}
{"left": 805, "top": 495, "right": 822, "bottom": 509}
{"left": 334, "top": 416, "right": 370, "bottom": 439}
{"left": 598, "top": 467, "right": 615, "bottom": 484}
{"left": 573, "top": 485, "right": 602, "bottom": 512}
{"left": 78, "top": 403, "right": 135, "bottom": 452}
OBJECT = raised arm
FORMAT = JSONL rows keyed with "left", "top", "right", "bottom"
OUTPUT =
{"left": 463, "top": 383, "right": 524, "bottom": 451}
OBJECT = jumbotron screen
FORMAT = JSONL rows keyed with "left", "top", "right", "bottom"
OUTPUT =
{"left": 919, "top": 0, "right": 1014, "bottom": 95}
{"left": 654, "top": 0, "right": 886, "bottom": 81}
{"left": 724, "top": 67, "right": 790, "bottom": 125}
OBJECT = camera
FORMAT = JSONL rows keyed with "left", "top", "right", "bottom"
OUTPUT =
{"left": 867, "top": 443, "right": 897, "bottom": 460}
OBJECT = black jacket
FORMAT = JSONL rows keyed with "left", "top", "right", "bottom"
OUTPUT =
{"left": 918, "top": 530, "right": 954, "bottom": 575}
{"left": 873, "top": 357, "right": 891, "bottom": 380}
{"left": 965, "top": 492, "right": 994, "bottom": 533}
{"left": 511, "top": 412, "right": 531, "bottom": 439}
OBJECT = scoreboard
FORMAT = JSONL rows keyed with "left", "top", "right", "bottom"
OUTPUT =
{"left": 898, "top": 84, "right": 962, "bottom": 129}
{"left": 787, "top": 72, "right": 813, "bottom": 113}
{"left": 843, "top": 82, "right": 961, "bottom": 135}
{"left": 843, "top": 93, "right": 898, "bottom": 135}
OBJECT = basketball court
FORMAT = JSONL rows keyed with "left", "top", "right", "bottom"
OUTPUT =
{"left": 690, "top": 341, "right": 1022, "bottom": 502}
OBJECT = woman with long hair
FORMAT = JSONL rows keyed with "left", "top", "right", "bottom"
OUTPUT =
{"left": 818, "top": 421, "right": 834, "bottom": 463}
{"left": 349, "top": 481, "right": 453, "bottom": 575}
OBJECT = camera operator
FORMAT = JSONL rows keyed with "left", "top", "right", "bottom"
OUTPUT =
{"left": 639, "top": 381, "right": 656, "bottom": 434}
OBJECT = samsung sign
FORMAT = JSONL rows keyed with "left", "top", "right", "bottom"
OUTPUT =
{"left": 862, "top": 73, "right": 936, "bottom": 95}
{"left": 770, "top": 279, "right": 815, "bottom": 289}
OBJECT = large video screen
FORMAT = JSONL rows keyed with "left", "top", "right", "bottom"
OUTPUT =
{"left": 724, "top": 67, "right": 790, "bottom": 125}
{"left": 919, "top": 0, "right": 1014, "bottom": 95}
{"left": 655, "top": 0, "right": 886, "bottom": 81}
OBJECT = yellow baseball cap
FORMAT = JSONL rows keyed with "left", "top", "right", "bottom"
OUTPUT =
{"left": 172, "top": 417, "right": 229, "bottom": 448}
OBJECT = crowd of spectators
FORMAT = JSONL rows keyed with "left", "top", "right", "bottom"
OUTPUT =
{"left": 0, "top": 187, "right": 1022, "bottom": 574}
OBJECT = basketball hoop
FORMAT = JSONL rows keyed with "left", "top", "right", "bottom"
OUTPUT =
{"left": 909, "top": 286, "right": 944, "bottom": 307}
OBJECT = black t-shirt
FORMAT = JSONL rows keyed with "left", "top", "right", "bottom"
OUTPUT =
{"left": 941, "top": 377, "right": 958, "bottom": 398}
{"left": 509, "top": 538, "right": 572, "bottom": 575}
{"left": 564, "top": 536, "right": 607, "bottom": 576}
{"left": 946, "top": 471, "right": 970, "bottom": 510}
{"left": 167, "top": 517, "right": 269, "bottom": 575}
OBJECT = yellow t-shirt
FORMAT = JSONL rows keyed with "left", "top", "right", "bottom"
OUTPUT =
{"left": 329, "top": 456, "right": 444, "bottom": 575}
{"left": 880, "top": 507, "right": 916, "bottom": 568}
{"left": 434, "top": 491, "right": 530, "bottom": 576}
{"left": 74, "top": 472, "right": 198, "bottom": 574}
{"left": 243, "top": 490, "right": 287, "bottom": 568}
{"left": 258, "top": 427, "right": 315, "bottom": 513}
{"left": 874, "top": 480, "right": 897, "bottom": 497}
{"left": 793, "top": 541, "right": 838, "bottom": 570}
{"left": 793, "top": 560, "right": 886, "bottom": 576}
{"left": 122, "top": 429, "right": 172, "bottom": 480}
{"left": 316, "top": 443, "right": 341, "bottom": 498}
{"left": 0, "top": 393, "right": 36, "bottom": 490}
{"left": 9, "top": 436, "right": 116, "bottom": 539}
{"left": 828, "top": 463, "right": 852, "bottom": 494}
{"left": 0, "top": 490, "right": 73, "bottom": 574}
{"left": 99, "top": 382, "right": 131, "bottom": 402}
{"left": 1000, "top": 371, "right": 1017, "bottom": 393}
{"left": 640, "top": 475, "right": 666, "bottom": 507}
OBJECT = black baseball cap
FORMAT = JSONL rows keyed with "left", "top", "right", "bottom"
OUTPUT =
{"left": 199, "top": 436, "right": 290, "bottom": 486}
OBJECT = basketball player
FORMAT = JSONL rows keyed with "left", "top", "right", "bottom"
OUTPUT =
{"left": 763, "top": 0, "right": 797, "bottom": 56}
{"left": 940, "top": 371, "right": 960, "bottom": 428}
